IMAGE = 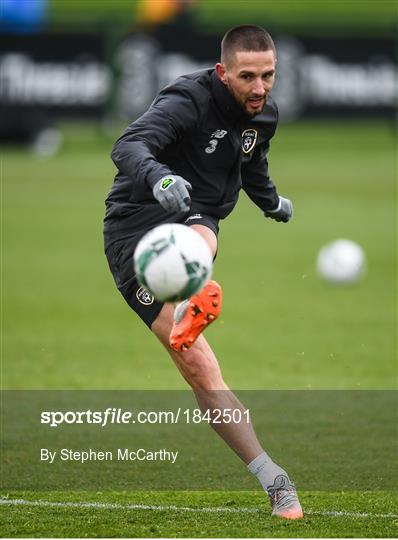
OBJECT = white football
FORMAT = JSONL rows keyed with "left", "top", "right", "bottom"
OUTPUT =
{"left": 134, "top": 223, "right": 213, "bottom": 302}
{"left": 317, "top": 239, "right": 366, "bottom": 284}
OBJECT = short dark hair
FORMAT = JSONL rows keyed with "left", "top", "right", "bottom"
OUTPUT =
{"left": 221, "top": 25, "right": 276, "bottom": 66}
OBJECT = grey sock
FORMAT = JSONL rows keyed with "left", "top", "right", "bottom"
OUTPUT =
{"left": 174, "top": 300, "right": 189, "bottom": 323}
{"left": 247, "top": 451, "right": 290, "bottom": 491}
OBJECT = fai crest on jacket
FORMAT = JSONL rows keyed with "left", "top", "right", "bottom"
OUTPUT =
{"left": 242, "top": 129, "right": 257, "bottom": 154}
{"left": 136, "top": 286, "right": 154, "bottom": 305}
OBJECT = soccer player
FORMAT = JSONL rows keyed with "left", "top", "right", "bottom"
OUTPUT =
{"left": 105, "top": 24, "right": 303, "bottom": 519}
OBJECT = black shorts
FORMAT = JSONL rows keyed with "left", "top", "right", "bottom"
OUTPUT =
{"left": 105, "top": 212, "right": 219, "bottom": 329}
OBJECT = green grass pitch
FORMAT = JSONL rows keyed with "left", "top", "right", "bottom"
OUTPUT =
{"left": 1, "top": 120, "right": 396, "bottom": 537}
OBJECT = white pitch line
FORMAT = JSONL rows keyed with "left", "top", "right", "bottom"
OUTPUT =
{"left": 0, "top": 498, "right": 397, "bottom": 520}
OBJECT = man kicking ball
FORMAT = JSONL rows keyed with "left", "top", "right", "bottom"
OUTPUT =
{"left": 105, "top": 24, "right": 303, "bottom": 519}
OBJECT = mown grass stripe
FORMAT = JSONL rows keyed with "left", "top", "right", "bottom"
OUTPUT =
{"left": 1, "top": 498, "right": 397, "bottom": 520}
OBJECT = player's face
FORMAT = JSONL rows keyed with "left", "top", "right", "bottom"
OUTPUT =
{"left": 216, "top": 50, "right": 276, "bottom": 116}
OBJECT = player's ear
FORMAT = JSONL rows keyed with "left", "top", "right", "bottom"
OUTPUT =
{"left": 215, "top": 63, "right": 227, "bottom": 85}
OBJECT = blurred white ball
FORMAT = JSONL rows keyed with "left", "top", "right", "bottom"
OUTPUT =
{"left": 317, "top": 239, "right": 366, "bottom": 284}
{"left": 134, "top": 223, "right": 213, "bottom": 302}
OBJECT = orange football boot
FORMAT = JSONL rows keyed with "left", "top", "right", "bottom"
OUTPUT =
{"left": 268, "top": 475, "right": 304, "bottom": 520}
{"left": 169, "top": 280, "right": 222, "bottom": 352}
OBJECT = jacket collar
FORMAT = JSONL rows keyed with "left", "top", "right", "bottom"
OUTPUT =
{"left": 210, "top": 70, "right": 247, "bottom": 122}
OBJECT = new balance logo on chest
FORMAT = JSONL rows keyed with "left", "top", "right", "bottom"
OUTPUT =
{"left": 205, "top": 129, "right": 228, "bottom": 154}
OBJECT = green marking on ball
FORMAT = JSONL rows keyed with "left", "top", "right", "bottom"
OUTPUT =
{"left": 179, "top": 257, "right": 209, "bottom": 299}
{"left": 136, "top": 230, "right": 176, "bottom": 276}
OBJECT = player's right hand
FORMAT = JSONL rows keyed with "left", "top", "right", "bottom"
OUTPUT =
{"left": 153, "top": 175, "right": 192, "bottom": 214}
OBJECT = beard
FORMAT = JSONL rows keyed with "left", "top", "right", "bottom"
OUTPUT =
{"left": 227, "top": 84, "right": 266, "bottom": 117}
{"left": 245, "top": 106, "right": 264, "bottom": 118}
{"left": 243, "top": 98, "right": 266, "bottom": 117}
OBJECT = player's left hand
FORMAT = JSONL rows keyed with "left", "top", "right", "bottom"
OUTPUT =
{"left": 264, "top": 196, "right": 293, "bottom": 223}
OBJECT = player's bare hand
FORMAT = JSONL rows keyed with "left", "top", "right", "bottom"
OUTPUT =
{"left": 153, "top": 175, "right": 192, "bottom": 214}
{"left": 264, "top": 196, "right": 293, "bottom": 223}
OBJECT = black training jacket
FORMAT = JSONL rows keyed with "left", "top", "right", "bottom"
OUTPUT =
{"left": 105, "top": 69, "right": 280, "bottom": 239}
